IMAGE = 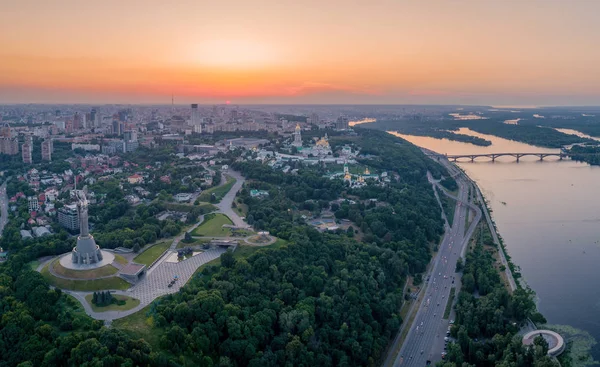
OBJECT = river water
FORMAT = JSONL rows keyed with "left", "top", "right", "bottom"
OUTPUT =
{"left": 391, "top": 128, "right": 600, "bottom": 364}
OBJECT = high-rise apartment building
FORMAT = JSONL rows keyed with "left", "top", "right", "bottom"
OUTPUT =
{"left": 124, "top": 130, "right": 139, "bottom": 152}
{"left": 22, "top": 137, "right": 33, "bottom": 164}
{"left": 73, "top": 112, "right": 82, "bottom": 130}
{"left": 310, "top": 113, "right": 319, "bottom": 126}
{"left": 190, "top": 104, "right": 202, "bottom": 133}
{"left": 41, "top": 139, "right": 53, "bottom": 161}
{"left": 336, "top": 116, "right": 349, "bottom": 130}
{"left": 58, "top": 204, "right": 80, "bottom": 232}
{"left": 0, "top": 123, "right": 18, "bottom": 155}
{"left": 112, "top": 120, "right": 122, "bottom": 135}
{"left": 90, "top": 108, "right": 97, "bottom": 127}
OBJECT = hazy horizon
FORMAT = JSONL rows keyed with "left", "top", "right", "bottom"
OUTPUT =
{"left": 3, "top": 0, "right": 600, "bottom": 105}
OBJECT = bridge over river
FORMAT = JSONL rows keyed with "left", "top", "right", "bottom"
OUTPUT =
{"left": 427, "top": 152, "right": 567, "bottom": 162}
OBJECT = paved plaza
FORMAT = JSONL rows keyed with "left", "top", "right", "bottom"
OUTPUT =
{"left": 66, "top": 247, "right": 226, "bottom": 321}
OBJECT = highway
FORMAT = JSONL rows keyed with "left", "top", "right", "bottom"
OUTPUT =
{"left": 393, "top": 162, "right": 482, "bottom": 366}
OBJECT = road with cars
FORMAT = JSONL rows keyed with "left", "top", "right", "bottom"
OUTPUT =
{"left": 394, "top": 165, "right": 482, "bottom": 366}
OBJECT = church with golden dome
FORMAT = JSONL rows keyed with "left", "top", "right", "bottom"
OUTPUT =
{"left": 290, "top": 132, "right": 333, "bottom": 158}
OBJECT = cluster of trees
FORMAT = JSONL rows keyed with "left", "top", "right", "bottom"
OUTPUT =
{"left": 92, "top": 291, "right": 120, "bottom": 307}
{"left": 93, "top": 202, "right": 184, "bottom": 249}
{"left": 439, "top": 236, "right": 553, "bottom": 367}
{"left": 440, "top": 177, "right": 458, "bottom": 192}
{"left": 153, "top": 228, "right": 406, "bottom": 366}
{"left": 362, "top": 119, "right": 492, "bottom": 146}
{"left": 568, "top": 144, "right": 600, "bottom": 166}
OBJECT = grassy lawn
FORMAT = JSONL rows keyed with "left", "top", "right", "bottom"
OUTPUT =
{"left": 41, "top": 263, "right": 130, "bottom": 291}
{"left": 84, "top": 294, "right": 140, "bottom": 312}
{"left": 112, "top": 304, "right": 162, "bottom": 349}
{"left": 196, "top": 202, "right": 218, "bottom": 212}
{"left": 234, "top": 199, "right": 248, "bottom": 217}
{"left": 28, "top": 259, "right": 41, "bottom": 271}
{"left": 191, "top": 213, "right": 233, "bottom": 237}
{"left": 114, "top": 254, "right": 128, "bottom": 265}
{"left": 443, "top": 287, "right": 456, "bottom": 319}
{"left": 441, "top": 193, "right": 456, "bottom": 227}
{"left": 198, "top": 175, "right": 236, "bottom": 202}
{"left": 133, "top": 242, "right": 170, "bottom": 266}
{"left": 53, "top": 260, "right": 118, "bottom": 279}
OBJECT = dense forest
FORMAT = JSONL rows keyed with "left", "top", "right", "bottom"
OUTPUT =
{"left": 154, "top": 230, "right": 406, "bottom": 366}
{"left": 438, "top": 226, "right": 553, "bottom": 367}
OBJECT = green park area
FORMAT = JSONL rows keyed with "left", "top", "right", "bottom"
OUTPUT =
{"left": 111, "top": 305, "right": 163, "bottom": 350}
{"left": 85, "top": 294, "right": 141, "bottom": 312}
{"left": 114, "top": 238, "right": 287, "bottom": 352}
{"left": 191, "top": 213, "right": 233, "bottom": 237}
{"left": 198, "top": 175, "right": 236, "bottom": 202}
{"left": 114, "top": 254, "right": 128, "bottom": 265}
{"left": 133, "top": 241, "right": 170, "bottom": 266}
{"left": 41, "top": 263, "right": 130, "bottom": 291}
{"left": 52, "top": 260, "right": 118, "bottom": 279}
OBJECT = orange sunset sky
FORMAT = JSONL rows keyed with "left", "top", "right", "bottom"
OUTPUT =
{"left": 1, "top": 0, "right": 600, "bottom": 105}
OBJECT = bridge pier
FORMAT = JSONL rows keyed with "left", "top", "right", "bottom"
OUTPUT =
{"left": 470, "top": 156, "right": 475, "bottom": 163}
{"left": 491, "top": 155, "right": 496, "bottom": 162}
{"left": 516, "top": 155, "right": 521, "bottom": 163}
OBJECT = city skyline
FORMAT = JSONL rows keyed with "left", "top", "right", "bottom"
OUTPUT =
{"left": 2, "top": 0, "right": 600, "bottom": 106}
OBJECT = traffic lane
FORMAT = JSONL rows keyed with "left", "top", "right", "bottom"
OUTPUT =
{"left": 402, "top": 249, "right": 456, "bottom": 363}
{"left": 399, "top": 181, "right": 469, "bottom": 365}
{"left": 403, "top": 223, "right": 467, "bottom": 361}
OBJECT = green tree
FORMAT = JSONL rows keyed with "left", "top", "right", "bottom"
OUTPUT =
{"left": 221, "top": 249, "right": 236, "bottom": 268}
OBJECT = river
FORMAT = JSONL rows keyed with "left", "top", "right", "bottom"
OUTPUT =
{"left": 391, "top": 128, "right": 600, "bottom": 364}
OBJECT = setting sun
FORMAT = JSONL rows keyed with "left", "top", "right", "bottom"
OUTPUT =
{"left": 190, "top": 39, "right": 279, "bottom": 69}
